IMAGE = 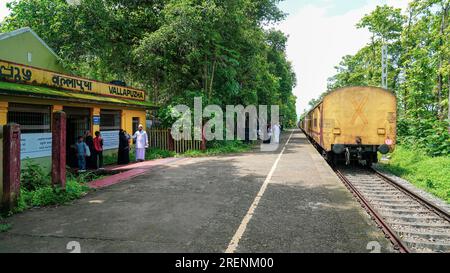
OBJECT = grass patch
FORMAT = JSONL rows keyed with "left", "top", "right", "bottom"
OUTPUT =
{"left": 104, "top": 147, "right": 176, "bottom": 165}
{"left": 104, "top": 141, "right": 251, "bottom": 162}
{"left": 0, "top": 216, "right": 11, "bottom": 232}
{"left": 183, "top": 141, "right": 252, "bottom": 157}
{"left": 378, "top": 145, "right": 450, "bottom": 203}
{"left": 12, "top": 174, "right": 91, "bottom": 215}
{"left": 2, "top": 164, "right": 98, "bottom": 217}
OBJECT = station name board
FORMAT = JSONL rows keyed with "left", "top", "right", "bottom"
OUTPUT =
{"left": 0, "top": 60, "right": 145, "bottom": 101}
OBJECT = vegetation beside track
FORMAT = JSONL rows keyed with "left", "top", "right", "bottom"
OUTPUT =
{"left": 305, "top": 2, "right": 450, "bottom": 158}
{"left": 378, "top": 146, "right": 450, "bottom": 203}
{"left": 183, "top": 141, "right": 252, "bottom": 157}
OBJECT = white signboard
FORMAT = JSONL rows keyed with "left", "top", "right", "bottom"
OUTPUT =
{"left": 100, "top": 130, "right": 119, "bottom": 150}
{"left": 21, "top": 133, "right": 52, "bottom": 159}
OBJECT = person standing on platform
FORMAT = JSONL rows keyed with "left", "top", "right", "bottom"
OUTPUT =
{"left": 75, "top": 136, "right": 90, "bottom": 172}
{"left": 272, "top": 123, "right": 281, "bottom": 144}
{"left": 93, "top": 131, "right": 104, "bottom": 169}
{"left": 263, "top": 123, "right": 272, "bottom": 144}
{"left": 132, "top": 124, "right": 149, "bottom": 162}
{"left": 118, "top": 129, "right": 130, "bottom": 165}
{"left": 84, "top": 130, "right": 94, "bottom": 169}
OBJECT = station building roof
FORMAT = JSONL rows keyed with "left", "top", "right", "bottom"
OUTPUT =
{"left": 0, "top": 81, "right": 156, "bottom": 109}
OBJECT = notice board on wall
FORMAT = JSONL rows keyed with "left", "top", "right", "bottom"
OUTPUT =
{"left": 100, "top": 130, "right": 119, "bottom": 150}
{"left": 20, "top": 133, "right": 52, "bottom": 159}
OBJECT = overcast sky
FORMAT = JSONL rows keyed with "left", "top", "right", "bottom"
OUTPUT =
{"left": 0, "top": 1, "right": 10, "bottom": 20}
{"left": 0, "top": 0, "right": 410, "bottom": 117}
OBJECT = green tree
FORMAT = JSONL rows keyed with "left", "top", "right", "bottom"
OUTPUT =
{"left": 327, "top": 1, "right": 450, "bottom": 156}
{"left": 1, "top": 0, "right": 298, "bottom": 128}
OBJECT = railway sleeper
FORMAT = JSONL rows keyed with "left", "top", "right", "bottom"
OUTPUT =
{"left": 360, "top": 193, "right": 403, "bottom": 199}
{"left": 402, "top": 238, "right": 450, "bottom": 253}
{"left": 382, "top": 214, "right": 443, "bottom": 222}
{"left": 355, "top": 185, "right": 398, "bottom": 190}
{"left": 362, "top": 193, "right": 406, "bottom": 199}
{"left": 352, "top": 182, "right": 395, "bottom": 190}
{"left": 387, "top": 220, "right": 450, "bottom": 229}
{"left": 353, "top": 187, "right": 398, "bottom": 192}
{"left": 369, "top": 203, "right": 423, "bottom": 209}
{"left": 377, "top": 208, "right": 435, "bottom": 215}
{"left": 395, "top": 228, "right": 450, "bottom": 240}
{"left": 367, "top": 197, "right": 414, "bottom": 203}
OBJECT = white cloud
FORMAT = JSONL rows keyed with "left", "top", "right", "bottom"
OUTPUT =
{"left": 276, "top": 0, "right": 410, "bottom": 117}
{"left": 0, "top": 0, "right": 11, "bottom": 22}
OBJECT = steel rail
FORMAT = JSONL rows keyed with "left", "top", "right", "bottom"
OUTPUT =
{"left": 371, "top": 168, "right": 450, "bottom": 223}
{"left": 334, "top": 168, "right": 410, "bottom": 253}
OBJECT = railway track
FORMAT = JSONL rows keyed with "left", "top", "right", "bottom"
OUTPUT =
{"left": 335, "top": 166, "right": 450, "bottom": 253}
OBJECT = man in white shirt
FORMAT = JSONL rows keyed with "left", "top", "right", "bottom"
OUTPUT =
{"left": 272, "top": 123, "right": 281, "bottom": 144}
{"left": 132, "top": 124, "right": 149, "bottom": 162}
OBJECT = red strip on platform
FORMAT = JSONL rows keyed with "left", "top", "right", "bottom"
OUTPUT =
{"left": 89, "top": 157, "right": 185, "bottom": 189}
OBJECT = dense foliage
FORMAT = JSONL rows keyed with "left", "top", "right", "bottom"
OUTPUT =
{"left": 326, "top": 1, "right": 450, "bottom": 156}
{"left": 12, "top": 164, "right": 93, "bottom": 213}
{"left": 378, "top": 145, "right": 450, "bottom": 202}
{"left": 1, "top": 0, "right": 298, "bottom": 127}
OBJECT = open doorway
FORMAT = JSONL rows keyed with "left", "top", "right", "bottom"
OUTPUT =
{"left": 132, "top": 117, "right": 140, "bottom": 135}
{"left": 64, "top": 107, "right": 91, "bottom": 168}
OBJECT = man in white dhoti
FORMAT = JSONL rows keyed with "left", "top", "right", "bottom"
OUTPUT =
{"left": 132, "top": 124, "right": 149, "bottom": 162}
{"left": 272, "top": 123, "right": 281, "bottom": 144}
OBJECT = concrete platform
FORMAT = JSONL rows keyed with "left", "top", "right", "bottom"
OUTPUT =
{"left": 0, "top": 130, "right": 393, "bottom": 253}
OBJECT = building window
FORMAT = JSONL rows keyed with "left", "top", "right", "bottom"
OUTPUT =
{"left": 7, "top": 103, "right": 51, "bottom": 133}
{"left": 100, "top": 110, "right": 121, "bottom": 131}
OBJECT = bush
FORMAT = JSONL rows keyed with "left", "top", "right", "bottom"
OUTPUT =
{"left": 184, "top": 140, "right": 252, "bottom": 157}
{"left": 16, "top": 179, "right": 89, "bottom": 212}
{"left": 21, "top": 162, "right": 51, "bottom": 191}
{"left": 397, "top": 117, "right": 450, "bottom": 157}
{"left": 0, "top": 215, "right": 11, "bottom": 232}
{"left": 0, "top": 222, "right": 11, "bottom": 233}
{"left": 146, "top": 148, "right": 176, "bottom": 160}
{"left": 378, "top": 145, "right": 450, "bottom": 203}
{"left": 10, "top": 169, "right": 96, "bottom": 214}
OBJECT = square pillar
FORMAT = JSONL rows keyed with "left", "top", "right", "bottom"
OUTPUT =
{"left": 52, "top": 105, "right": 63, "bottom": 113}
{"left": 0, "top": 101, "right": 8, "bottom": 126}
{"left": 2, "top": 123, "right": 21, "bottom": 212}
{"left": 201, "top": 125, "right": 206, "bottom": 151}
{"left": 92, "top": 107, "right": 101, "bottom": 134}
{"left": 121, "top": 110, "right": 127, "bottom": 133}
{"left": 52, "top": 111, "right": 66, "bottom": 188}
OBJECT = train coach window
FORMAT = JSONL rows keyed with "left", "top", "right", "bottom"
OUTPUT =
{"left": 313, "top": 118, "right": 317, "bottom": 128}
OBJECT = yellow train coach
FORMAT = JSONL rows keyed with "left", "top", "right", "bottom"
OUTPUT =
{"left": 300, "top": 86, "right": 397, "bottom": 166}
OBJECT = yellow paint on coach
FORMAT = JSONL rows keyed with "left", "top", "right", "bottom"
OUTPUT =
{"left": 320, "top": 86, "right": 397, "bottom": 151}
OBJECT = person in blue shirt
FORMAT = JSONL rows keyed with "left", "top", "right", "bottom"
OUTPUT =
{"left": 75, "top": 136, "right": 90, "bottom": 172}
